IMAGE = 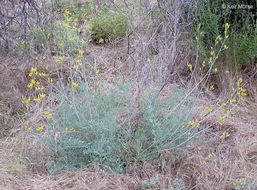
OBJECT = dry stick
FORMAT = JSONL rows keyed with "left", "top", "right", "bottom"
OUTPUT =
{"left": 126, "top": 4, "right": 157, "bottom": 54}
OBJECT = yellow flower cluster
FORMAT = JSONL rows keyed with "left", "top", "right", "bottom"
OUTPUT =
{"left": 73, "top": 50, "right": 84, "bottom": 69}
{"left": 56, "top": 57, "right": 63, "bottom": 63}
{"left": 24, "top": 125, "right": 44, "bottom": 132}
{"left": 197, "top": 77, "right": 246, "bottom": 141}
{"left": 233, "top": 179, "right": 240, "bottom": 187}
{"left": 203, "top": 154, "right": 217, "bottom": 165}
{"left": 72, "top": 82, "right": 78, "bottom": 89}
{"left": 36, "top": 125, "right": 44, "bottom": 131}
{"left": 22, "top": 67, "right": 53, "bottom": 110}
{"left": 44, "top": 111, "right": 52, "bottom": 119}
{"left": 181, "top": 119, "right": 201, "bottom": 136}
{"left": 65, "top": 127, "right": 76, "bottom": 132}
{"left": 62, "top": 9, "right": 81, "bottom": 37}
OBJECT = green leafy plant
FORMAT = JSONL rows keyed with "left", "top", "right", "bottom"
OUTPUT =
{"left": 90, "top": 9, "right": 127, "bottom": 43}
{"left": 196, "top": 0, "right": 256, "bottom": 68}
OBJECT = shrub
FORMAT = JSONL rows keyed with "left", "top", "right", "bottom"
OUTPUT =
{"left": 90, "top": 9, "right": 127, "bottom": 43}
{"left": 45, "top": 78, "right": 198, "bottom": 174}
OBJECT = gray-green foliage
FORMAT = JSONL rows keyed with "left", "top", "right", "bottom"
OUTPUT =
{"left": 46, "top": 79, "right": 197, "bottom": 174}
{"left": 234, "top": 179, "right": 257, "bottom": 190}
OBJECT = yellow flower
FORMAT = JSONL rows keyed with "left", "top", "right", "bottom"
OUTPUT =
{"left": 76, "top": 59, "right": 81, "bottom": 63}
{"left": 27, "top": 83, "right": 33, "bottom": 88}
{"left": 210, "top": 51, "right": 214, "bottom": 55}
{"left": 187, "top": 64, "right": 192, "bottom": 71}
{"left": 225, "top": 35, "right": 229, "bottom": 39}
{"left": 65, "top": 127, "right": 69, "bottom": 131}
{"left": 212, "top": 68, "right": 218, "bottom": 73}
{"left": 238, "top": 77, "right": 243, "bottom": 83}
{"left": 69, "top": 37, "right": 75, "bottom": 42}
{"left": 63, "top": 23, "right": 68, "bottom": 28}
{"left": 25, "top": 97, "right": 31, "bottom": 104}
{"left": 56, "top": 57, "right": 63, "bottom": 63}
{"left": 73, "top": 83, "right": 78, "bottom": 88}
{"left": 65, "top": 10, "right": 70, "bottom": 15}
{"left": 79, "top": 50, "right": 84, "bottom": 55}
{"left": 77, "top": 29, "right": 81, "bottom": 33}
{"left": 74, "top": 18, "right": 78, "bottom": 22}
{"left": 36, "top": 126, "right": 43, "bottom": 131}
{"left": 47, "top": 77, "right": 53, "bottom": 83}
{"left": 72, "top": 26, "right": 75, "bottom": 29}
{"left": 39, "top": 94, "right": 45, "bottom": 99}
{"left": 208, "top": 154, "right": 212, "bottom": 158}
{"left": 25, "top": 126, "right": 31, "bottom": 131}
{"left": 230, "top": 99, "right": 236, "bottom": 103}
{"left": 59, "top": 41, "right": 64, "bottom": 47}
{"left": 224, "top": 45, "right": 228, "bottom": 49}
{"left": 96, "top": 70, "right": 99, "bottom": 75}
{"left": 30, "top": 67, "right": 37, "bottom": 73}
{"left": 33, "top": 98, "right": 38, "bottom": 102}
{"left": 225, "top": 23, "right": 230, "bottom": 30}
{"left": 209, "top": 57, "right": 213, "bottom": 62}
{"left": 73, "top": 65, "right": 77, "bottom": 69}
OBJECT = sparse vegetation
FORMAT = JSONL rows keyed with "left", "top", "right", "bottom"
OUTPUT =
{"left": 0, "top": 0, "right": 256, "bottom": 189}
